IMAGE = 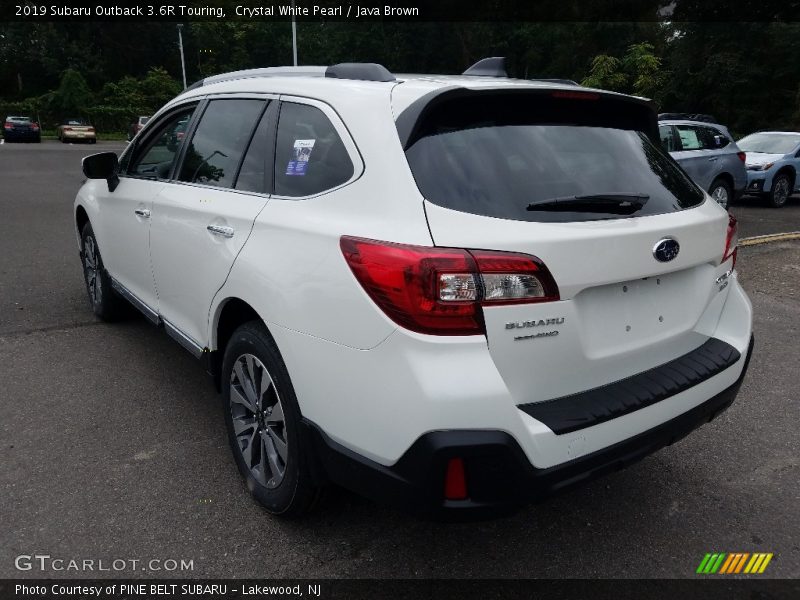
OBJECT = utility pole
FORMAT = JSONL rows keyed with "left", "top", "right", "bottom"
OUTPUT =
{"left": 177, "top": 24, "right": 187, "bottom": 89}
{"left": 291, "top": 0, "right": 298, "bottom": 66}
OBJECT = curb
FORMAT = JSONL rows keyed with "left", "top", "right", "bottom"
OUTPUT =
{"left": 739, "top": 232, "right": 800, "bottom": 247}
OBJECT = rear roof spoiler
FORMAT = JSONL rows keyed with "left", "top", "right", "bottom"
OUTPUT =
{"left": 395, "top": 87, "right": 658, "bottom": 150}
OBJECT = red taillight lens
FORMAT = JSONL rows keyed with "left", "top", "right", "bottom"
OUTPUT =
{"left": 31, "top": 122, "right": 39, "bottom": 130}
{"left": 3, "top": 122, "right": 11, "bottom": 129}
{"left": 340, "top": 236, "right": 482, "bottom": 335}
{"left": 723, "top": 214, "right": 738, "bottom": 268}
{"left": 737, "top": 151, "right": 746, "bottom": 163}
{"left": 340, "top": 236, "right": 559, "bottom": 336}
{"left": 88, "top": 127, "right": 95, "bottom": 132}
{"left": 63, "top": 126, "right": 72, "bottom": 132}
{"left": 444, "top": 458, "right": 468, "bottom": 500}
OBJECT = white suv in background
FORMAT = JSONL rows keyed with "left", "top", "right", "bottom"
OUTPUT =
{"left": 75, "top": 59, "right": 753, "bottom": 519}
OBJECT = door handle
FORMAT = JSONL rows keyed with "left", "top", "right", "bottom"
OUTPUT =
{"left": 134, "top": 208, "right": 151, "bottom": 218}
{"left": 708, "top": 157, "right": 718, "bottom": 162}
{"left": 207, "top": 225, "right": 234, "bottom": 238}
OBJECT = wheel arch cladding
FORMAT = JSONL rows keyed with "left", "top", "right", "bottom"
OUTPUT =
{"left": 775, "top": 165, "right": 795, "bottom": 186}
{"left": 210, "top": 297, "right": 266, "bottom": 390}
{"left": 76, "top": 205, "right": 90, "bottom": 238}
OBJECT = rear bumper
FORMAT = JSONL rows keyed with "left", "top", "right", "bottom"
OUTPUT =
{"left": 306, "top": 335, "right": 754, "bottom": 520}
{"left": 62, "top": 131, "right": 96, "bottom": 140}
{"left": 3, "top": 130, "right": 39, "bottom": 141}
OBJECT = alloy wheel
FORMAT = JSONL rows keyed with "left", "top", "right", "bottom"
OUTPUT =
{"left": 229, "top": 353, "right": 288, "bottom": 489}
{"left": 711, "top": 185, "right": 729, "bottom": 208}
{"left": 773, "top": 178, "right": 790, "bottom": 206}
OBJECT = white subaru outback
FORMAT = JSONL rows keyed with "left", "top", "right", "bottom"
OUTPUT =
{"left": 75, "top": 60, "right": 753, "bottom": 519}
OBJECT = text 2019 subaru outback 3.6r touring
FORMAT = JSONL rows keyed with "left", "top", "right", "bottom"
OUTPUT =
{"left": 74, "top": 60, "right": 754, "bottom": 519}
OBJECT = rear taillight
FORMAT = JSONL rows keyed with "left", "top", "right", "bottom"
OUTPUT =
{"left": 31, "top": 122, "right": 39, "bottom": 130}
{"left": 340, "top": 236, "right": 559, "bottom": 336}
{"left": 3, "top": 122, "right": 11, "bottom": 129}
{"left": 737, "top": 151, "right": 746, "bottom": 163}
{"left": 723, "top": 214, "right": 738, "bottom": 268}
{"left": 88, "top": 127, "right": 95, "bottom": 132}
{"left": 63, "top": 127, "right": 72, "bottom": 132}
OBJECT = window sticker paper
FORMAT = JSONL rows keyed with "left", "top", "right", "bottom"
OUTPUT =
{"left": 286, "top": 139, "right": 315, "bottom": 176}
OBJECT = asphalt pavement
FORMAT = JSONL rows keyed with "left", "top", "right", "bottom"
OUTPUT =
{"left": 1, "top": 141, "right": 798, "bottom": 579}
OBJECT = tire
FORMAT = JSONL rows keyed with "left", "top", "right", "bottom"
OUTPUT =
{"left": 768, "top": 173, "right": 792, "bottom": 208}
{"left": 222, "top": 322, "right": 322, "bottom": 517}
{"left": 709, "top": 178, "right": 731, "bottom": 210}
{"left": 90, "top": 138, "right": 96, "bottom": 144}
{"left": 80, "top": 222, "right": 125, "bottom": 321}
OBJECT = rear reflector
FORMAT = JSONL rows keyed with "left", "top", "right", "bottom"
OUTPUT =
{"left": 340, "top": 236, "right": 559, "bottom": 336}
{"left": 444, "top": 458, "right": 468, "bottom": 500}
{"left": 737, "top": 151, "right": 746, "bottom": 163}
{"left": 723, "top": 214, "right": 738, "bottom": 268}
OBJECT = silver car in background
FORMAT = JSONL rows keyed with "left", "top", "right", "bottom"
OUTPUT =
{"left": 659, "top": 116, "right": 746, "bottom": 209}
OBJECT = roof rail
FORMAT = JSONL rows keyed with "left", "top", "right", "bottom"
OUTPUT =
{"left": 325, "top": 63, "right": 395, "bottom": 82}
{"left": 187, "top": 63, "right": 396, "bottom": 90}
{"left": 462, "top": 57, "right": 508, "bottom": 78}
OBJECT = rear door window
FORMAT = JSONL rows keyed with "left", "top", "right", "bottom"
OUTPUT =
{"left": 273, "top": 102, "right": 354, "bottom": 197}
{"left": 404, "top": 94, "right": 704, "bottom": 223}
{"left": 235, "top": 103, "right": 275, "bottom": 194}
{"left": 178, "top": 99, "right": 265, "bottom": 188}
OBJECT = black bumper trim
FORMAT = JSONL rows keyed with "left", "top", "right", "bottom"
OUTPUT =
{"left": 517, "top": 337, "right": 741, "bottom": 435}
{"left": 304, "top": 336, "right": 753, "bottom": 520}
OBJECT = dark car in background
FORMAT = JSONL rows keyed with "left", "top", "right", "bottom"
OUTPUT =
{"left": 659, "top": 115, "right": 746, "bottom": 209}
{"left": 3, "top": 116, "right": 41, "bottom": 143}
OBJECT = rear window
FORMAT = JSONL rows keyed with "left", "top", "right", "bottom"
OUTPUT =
{"left": 404, "top": 94, "right": 704, "bottom": 223}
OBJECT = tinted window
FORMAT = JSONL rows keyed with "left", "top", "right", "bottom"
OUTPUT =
{"left": 235, "top": 106, "right": 273, "bottom": 194}
{"left": 178, "top": 99, "right": 265, "bottom": 188}
{"left": 274, "top": 102, "right": 354, "bottom": 197}
{"left": 129, "top": 107, "right": 196, "bottom": 180}
{"left": 405, "top": 99, "right": 704, "bottom": 223}
{"left": 659, "top": 125, "right": 679, "bottom": 152}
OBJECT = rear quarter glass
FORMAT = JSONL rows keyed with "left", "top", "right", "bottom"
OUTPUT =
{"left": 404, "top": 93, "right": 704, "bottom": 223}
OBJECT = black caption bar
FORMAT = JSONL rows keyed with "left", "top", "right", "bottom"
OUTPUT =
{"left": 2, "top": 579, "right": 800, "bottom": 600}
{"left": 3, "top": 0, "right": 800, "bottom": 22}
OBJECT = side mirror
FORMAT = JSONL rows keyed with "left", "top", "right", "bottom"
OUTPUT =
{"left": 82, "top": 152, "right": 120, "bottom": 192}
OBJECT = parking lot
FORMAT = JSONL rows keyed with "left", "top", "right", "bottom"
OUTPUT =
{"left": 1, "top": 140, "right": 798, "bottom": 579}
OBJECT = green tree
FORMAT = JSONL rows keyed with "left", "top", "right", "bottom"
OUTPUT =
{"left": 623, "top": 42, "right": 664, "bottom": 99}
{"left": 581, "top": 55, "right": 627, "bottom": 91}
{"left": 52, "top": 68, "right": 92, "bottom": 117}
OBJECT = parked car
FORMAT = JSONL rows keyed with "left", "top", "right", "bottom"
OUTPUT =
{"left": 57, "top": 118, "right": 97, "bottom": 144}
{"left": 74, "top": 60, "right": 753, "bottom": 519}
{"left": 127, "top": 115, "right": 150, "bottom": 141}
{"left": 658, "top": 117, "right": 746, "bottom": 209}
{"left": 2, "top": 115, "right": 41, "bottom": 143}
{"left": 737, "top": 131, "right": 800, "bottom": 208}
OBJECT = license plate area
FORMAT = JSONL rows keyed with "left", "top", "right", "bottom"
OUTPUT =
{"left": 574, "top": 268, "right": 707, "bottom": 358}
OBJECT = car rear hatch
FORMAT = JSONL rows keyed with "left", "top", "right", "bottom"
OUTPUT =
{"left": 399, "top": 88, "right": 733, "bottom": 408}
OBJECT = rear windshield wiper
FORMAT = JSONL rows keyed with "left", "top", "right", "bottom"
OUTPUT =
{"left": 527, "top": 194, "right": 650, "bottom": 214}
